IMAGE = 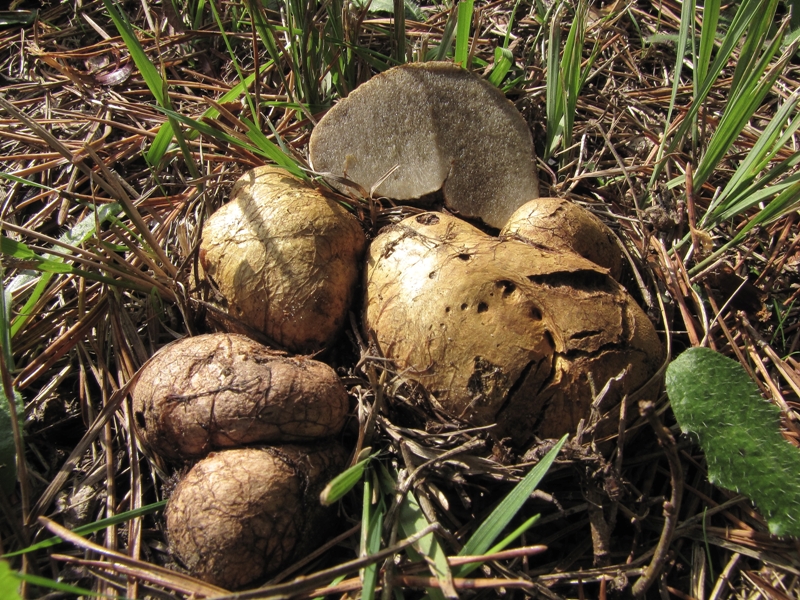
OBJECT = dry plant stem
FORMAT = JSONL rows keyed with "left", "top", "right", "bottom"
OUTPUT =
{"left": 684, "top": 161, "right": 702, "bottom": 258}
{"left": 0, "top": 352, "right": 30, "bottom": 527}
{"left": 42, "top": 519, "right": 228, "bottom": 597}
{"left": 124, "top": 400, "right": 143, "bottom": 600}
{"left": 632, "top": 401, "right": 683, "bottom": 597}
{"left": 82, "top": 143, "right": 177, "bottom": 277}
{"left": 391, "top": 575, "right": 536, "bottom": 590}
{"left": 651, "top": 237, "right": 701, "bottom": 345}
{"left": 28, "top": 375, "right": 135, "bottom": 523}
{"left": 709, "top": 553, "right": 741, "bottom": 600}
{"left": 266, "top": 523, "right": 362, "bottom": 584}
{"left": 14, "top": 295, "right": 109, "bottom": 390}
{"left": 212, "top": 524, "right": 439, "bottom": 600}
{"left": 740, "top": 315, "right": 800, "bottom": 416}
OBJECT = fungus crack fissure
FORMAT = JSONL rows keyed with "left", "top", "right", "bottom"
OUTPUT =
{"left": 494, "top": 358, "right": 547, "bottom": 415}
{"left": 560, "top": 341, "right": 632, "bottom": 360}
{"left": 465, "top": 356, "right": 508, "bottom": 405}
{"left": 527, "top": 270, "right": 613, "bottom": 292}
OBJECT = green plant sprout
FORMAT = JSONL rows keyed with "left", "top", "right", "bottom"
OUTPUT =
{"left": 666, "top": 347, "right": 800, "bottom": 537}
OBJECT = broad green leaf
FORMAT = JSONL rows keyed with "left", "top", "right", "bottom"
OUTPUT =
{"left": 667, "top": 348, "right": 800, "bottom": 537}
{"left": 456, "top": 433, "right": 566, "bottom": 575}
{"left": 0, "top": 561, "right": 21, "bottom": 600}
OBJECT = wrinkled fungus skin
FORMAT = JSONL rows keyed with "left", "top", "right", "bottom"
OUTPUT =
{"left": 364, "top": 212, "right": 663, "bottom": 445}
{"left": 132, "top": 333, "right": 349, "bottom": 461}
{"left": 200, "top": 166, "right": 366, "bottom": 353}
{"left": 502, "top": 198, "right": 624, "bottom": 281}
{"left": 166, "top": 444, "right": 346, "bottom": 589}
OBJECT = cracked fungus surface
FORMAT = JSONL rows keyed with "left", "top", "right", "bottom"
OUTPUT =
{"left": 364, "top": 212, "right": 663, "bottom": 445}
{"left": 166, "top": 444, "right": 346, "bottom": 589}
{"left": 200, "top": 166, "right": 365, "bottom": 353}
{"left": 502, "top": 197, "right": 624, "bottom": 281}
{"left": 309, "top": 62, "right": 539, "bottom": 228}
{"left": 132, "top": 333, "right": 349, "bottom": 461}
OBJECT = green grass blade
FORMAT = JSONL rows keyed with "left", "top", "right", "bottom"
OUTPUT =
{"left": 102, "top": 0, "right": 166, "bottom": 105}
{"left": 0, "top": 390, "right": 17, "bottom": 496}
{"left": 360, "top": 473, "right": 384, "bottom": 600}
{"left": 11, "top": 571, "right": 104, "bottom": 598}
{"left": 0, "top": 237, "right": 156, "bottom": 292}
{"left": 488, "top": 47, "right": 514, "bottom": 87}
{"left": 398, "top": 492, "right": 453, "bottom": 600}
{"left": 487, "top": 514, "right": 541, "bottom": 555}
{"left": 727, "top": 0, "right": 779, "bottom": 104}
{"left": 709, "top": 92, "right": 800, "bottom": 219}
{"left": 649, "top": 0, "right": 694, "bottom": 185}
{"left": 713, "top": 172, "right": 800, "bottom": 223}
{"left": 651, "top": 0, "right": 765, "bottom": 184}
{"left": 245, "top": 0, "right": 293, "bottom": 101}
{"left": 2, "top": 500, "right": 168, "bottom": 558}
{"left": 394, "top": 0, "right": 406, "bottom": 63}
{"left": 187, "top": 63, "right": 273, "bottom": 143}
{"left": 454, "top": 0, "right": 474, "bottom": 68}
{"left": 487, "top": 0, "right": 521, "bottom": 86}
{"left": 103, "top": 0, "right": 199, "bottom": 178}
{"left": 320, "top": 455, "right": 373, "bottom": 506}
{"left": 0, "top": 173, "right": 60, "bottom": 192}
{"left": 433, "top": 8, "right": 458, "bottom": 61}
{"left": 693, "top": 30, "right": 787, "bottom": 190}
{"left": 146, "top": 121, "right": 175, "bottom": 167}
{"left": 7, "top": 200, "right": 125, "bottom": 338}
{"left": 560, "top": 1, "right": 588, "bottom": 158}
{"left": 0, "top": 274, "right": 11, "bottom": 370}
{"left": 696, "top": 0, "right": 720, "bottom": 89}
{"left": 457, "top": 434, "right": 566, "bottom": 564}
{"left": 545, "top": 3, "right": 564, "bottom": 159}
{"left": 154, "top": 104, "right": 305, "bottom": 177}
{"left": 692, "top": 178, "right": 800, "bottom": 274}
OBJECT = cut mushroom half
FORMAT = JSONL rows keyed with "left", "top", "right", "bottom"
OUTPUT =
{"left": 308, "top": 62, "right": 540, "bottom": 229}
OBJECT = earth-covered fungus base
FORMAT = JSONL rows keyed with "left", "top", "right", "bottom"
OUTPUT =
{"left": 166, "top": 444, "right": 346, "bottom": 589}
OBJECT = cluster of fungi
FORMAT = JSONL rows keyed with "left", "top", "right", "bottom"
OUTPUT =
{"left": 131, "top": 62, "right": 664, "bottom": 589}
